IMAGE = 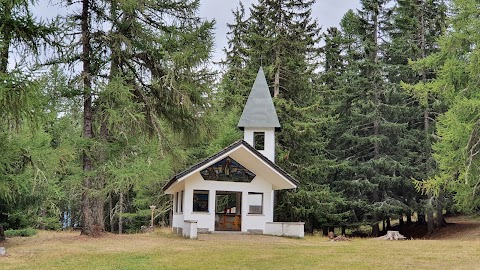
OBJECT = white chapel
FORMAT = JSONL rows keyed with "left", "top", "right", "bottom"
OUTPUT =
{"left": 163, "top": 68, "right": 304, "bottom": 238}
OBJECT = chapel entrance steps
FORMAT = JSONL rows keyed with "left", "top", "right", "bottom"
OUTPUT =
{"left": 211, "top": 231, "right": 243, "bottom": 234}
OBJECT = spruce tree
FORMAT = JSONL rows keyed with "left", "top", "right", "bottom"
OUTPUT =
{"left": 388, "top": 0, "right": 447, "bottom": 231}
{"left": 219, "top": 0, "right": 346, "bottom": 232}
{"left": 327, "top": 0, "right": 428, "bottom": 236}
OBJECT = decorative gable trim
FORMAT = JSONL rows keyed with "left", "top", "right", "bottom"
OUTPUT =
{"left": 162, "top": 140, "right": 299, "bottom": 192}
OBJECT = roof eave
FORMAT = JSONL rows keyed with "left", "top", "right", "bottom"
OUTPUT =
{"left": 161, "top": 140, "right": 299, "bottom": 192}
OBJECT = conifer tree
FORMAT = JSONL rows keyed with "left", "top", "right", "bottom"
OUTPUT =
{"left": 0, "top": 0, "right": 57, "bottom": 241}
{"left": 388, "top": 0, "right": 447, "bottom": 231}
{"left": 55, "top": 0, "right": 215, "bottom": 235}
{"left": 408, "top": 0, "right": 480, "bottom": 213}
{"left": 219, "top": 0, "right": 345, "bottom": 232}
{"left": 328, "top": 0, "right": 426, "bottom": 236}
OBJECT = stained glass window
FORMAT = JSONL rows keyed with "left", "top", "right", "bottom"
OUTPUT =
{"left": 200, "top": 157, "right": 255, "bottom": 182}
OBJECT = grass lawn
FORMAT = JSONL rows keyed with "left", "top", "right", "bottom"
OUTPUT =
{"left": 1, "top": 227, "right": 480, "bottom": 270}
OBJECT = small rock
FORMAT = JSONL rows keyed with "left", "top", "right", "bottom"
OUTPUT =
{"left": 0, "top": 247, "right": 5, "bottom": 256}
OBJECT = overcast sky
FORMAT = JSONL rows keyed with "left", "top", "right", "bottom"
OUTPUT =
{"left": 31, "top": 1, "right": 361, "bottom": 68}
{"left": 198, "top": 0, "right": 362, "bottom": 64}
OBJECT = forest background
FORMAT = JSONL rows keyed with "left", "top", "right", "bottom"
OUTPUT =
{"left": 1, "top": 0, "right": 479, "bottom": 240}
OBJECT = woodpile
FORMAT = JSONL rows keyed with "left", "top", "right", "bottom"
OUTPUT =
{"left": 377, "top": 230, "right": 406, "bottom": 240}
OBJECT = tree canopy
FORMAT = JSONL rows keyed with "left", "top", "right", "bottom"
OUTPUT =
{"left": 2, "top": 0, "right": 480, "bottom": 239}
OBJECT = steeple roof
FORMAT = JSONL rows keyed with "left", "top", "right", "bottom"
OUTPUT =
{"left": 238, "top": 67, "right": 281, "bottom": 129}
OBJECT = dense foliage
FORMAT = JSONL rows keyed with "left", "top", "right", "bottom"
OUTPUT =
{"left": 2, "top": 0, "right": 480, "bottom": 239}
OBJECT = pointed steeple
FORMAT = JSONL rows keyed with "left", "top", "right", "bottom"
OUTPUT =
{"left": 238, "top": 67, "right": 280, "bottom": 129}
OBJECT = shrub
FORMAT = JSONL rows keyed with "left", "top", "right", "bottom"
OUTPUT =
{"left": 5, "top": 228, "right": 38, "bottom": 237}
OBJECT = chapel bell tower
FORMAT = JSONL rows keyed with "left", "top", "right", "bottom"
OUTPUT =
{"left": 238, "top": 67, "right": 280, "bottom": 163}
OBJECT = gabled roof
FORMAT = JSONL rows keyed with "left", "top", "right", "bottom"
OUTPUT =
{"left": 162, "top": 140, "right": 299, "bottom": 192}
{"left": 238, "top": 67, "right": 281, "bottom": 129}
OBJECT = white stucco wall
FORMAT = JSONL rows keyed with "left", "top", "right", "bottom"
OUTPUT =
{"left": 243, "top": 127, "right": 276, "bottom": 162}
{"left": 265, "top": 222, "right": 305, "bottom": 238}
{"left": 172, "top": 191, "right": 185, "bottom": 229}
{"left": 172, "top": 172, "right": 274, "bottom": 233}
{"left": 168, "top": 141, "right": 298, "bottom": 234}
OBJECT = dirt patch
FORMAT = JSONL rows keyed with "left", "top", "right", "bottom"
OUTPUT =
{"left": 388, "top": 216, "right": 480, "bottom": 240}
{"left": 425, "top": 216, "right": 480, "bottom": 240}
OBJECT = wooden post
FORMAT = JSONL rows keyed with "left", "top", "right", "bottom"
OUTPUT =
{"left": 150, "top": 205, "right": 156, "bottom": 228}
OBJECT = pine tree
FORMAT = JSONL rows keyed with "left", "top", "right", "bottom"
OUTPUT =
{"left": 0, "top": 0, "right": 56, "bottom": 241}
{"left": 409, "top": 0, "right": 480, "bottom": 213}
{"left": 327, "top": 0, "right": 430, "bottom": 236}
{"left": 54, "top": 0, "right": 215, "bottom": 235}
{"left": 388, "top": 0, "right": 447, "bottom": 231}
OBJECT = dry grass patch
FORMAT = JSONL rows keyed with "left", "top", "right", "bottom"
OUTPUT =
{"left": 1, "top": 227, "right": 480, "bottom": 270}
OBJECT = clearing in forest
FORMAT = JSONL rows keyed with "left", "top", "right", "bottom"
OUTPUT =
{"left": 0, "top": 216, "right": 479, "bottom": 270}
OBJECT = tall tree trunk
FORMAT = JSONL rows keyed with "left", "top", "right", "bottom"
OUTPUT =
{"left": 0, "top": 2, "right": 12, "bottom": 72}
{"left": 273, "top": 68, "right": 280, "bottom": 97}
{"left": 417, "top": 212, "right": 426, "bottom": 224}
{"left": 109, "top": 193, "right": 114, "bottom": 233}
{"left": 372, "top": 222, "right": 380, "bottom": 237}
{"left": 80, "top": 0, "right": 104, "bottom": 236}
{"left": 427, "top": 203, "right": 434, "bottom": 234}
{"left": 436, "top": 190, "right": 445, "bottom": 227}
{"left": 39, "top": 208, "right": 46, "bottom": 230}
{"left": 0, "top": 224, "right": 5, "bottom": 241}
{"left": 419, "top": 1, "right": 439, "bottom": 234}
{"left": 118, "top": 192, "right": 124, "bottom": 234}
{"left": 372, "top": 193, "right": 381, "bottom": 237}
{"left": 273, "top": 7, "right": 282, "bottom": 98}
{"left": 309, "top": 214, "right": 316, "bottom": 234}
{"left": 406, "top": 211, "right": 413, "bottom": 225}
{"left": 370, "top": 1, "right": 381, "bottom": 238}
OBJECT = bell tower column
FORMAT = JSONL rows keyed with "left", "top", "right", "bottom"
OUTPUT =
{"left": 238, "top": 67, "right": 281, "bottom": 163}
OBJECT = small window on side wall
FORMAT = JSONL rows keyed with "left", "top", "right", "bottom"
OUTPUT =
{"left": 248, "top": 192, "right": 263, "bottom": 214}
{"left": 254, "top": 132, "right": 265, "bottom": 150}
{"left": 180, "top": 191, "right": 184, "bottom": 213}
{"left": 175, "top": 192, "right": 179, "bottom": 213}
{"left": 193, "top": 190, "right": 209, "bottom": 212}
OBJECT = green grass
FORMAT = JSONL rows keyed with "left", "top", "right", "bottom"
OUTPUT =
{"left": 1, "top": 229, "right": 479, "bottom": 270}
{"left": 4, "top": 228, "right": 38, "bottom": 237}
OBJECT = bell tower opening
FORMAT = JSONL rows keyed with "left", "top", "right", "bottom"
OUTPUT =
{"left": 253, "top": 132, "right": 265, "bottom": 150}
